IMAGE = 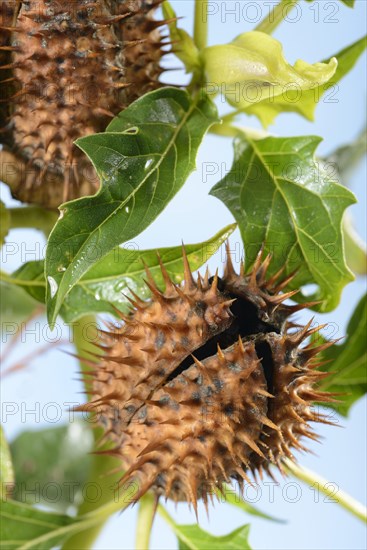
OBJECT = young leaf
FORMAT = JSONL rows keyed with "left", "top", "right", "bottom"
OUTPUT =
{"left": 245, "top": 35, "right": 366, "bottom": 126}
{"left": 10, "top": 225, "right": 235, "bottom": 322}
{"left": 162, "top": 1, "right": 201, "bottom": 73}
{"left": 0, "top": 425, "right": 14, "bottom": 499}
{"left": 319, "top": 293, "right": 367, "bottom": 416}
{"left": 202, "top": 31, "right": 337, "bottom": 115}
{"left": 174, "top": 524, "right": 252, "bottom": 550}
{"left": 11, "top": 423, "right": 94, "bottom": 512}
{"left": 45, "top": 88, "right": 218, "bottom": 326}
{"left": 210, "top": 135, "right": 356, "bottom": 311}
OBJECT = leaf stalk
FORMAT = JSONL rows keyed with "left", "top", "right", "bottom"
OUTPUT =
{"left": 194, "top": 0, "right": 209, "bottom": 51}
{"left": 255, "top": 0, "right": 299, "bottom": 34}
{"left": 283, "top": 458, "right": 367, "bottom": 523}
{"left": 8, "top": 207, "right": 58, "bottom": 236}
{"left": 135, "top": 492, "right": 157, "bottom": 549}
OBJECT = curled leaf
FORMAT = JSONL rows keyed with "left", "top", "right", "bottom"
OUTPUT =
{"left": 245, "top": 35, "right": 366, "bottom": 126}
{"left": 203, "top": 31, "right": 337, "bottom": 111}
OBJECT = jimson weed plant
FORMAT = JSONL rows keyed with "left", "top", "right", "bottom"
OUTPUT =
{"left": 0, "top": 0, "right": 366, "bottom": 548}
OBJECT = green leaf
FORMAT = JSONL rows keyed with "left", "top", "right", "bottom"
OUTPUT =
{"left": 343, "top": 213, "right": 367, "bottom": 276}
{"left": 174, "top": 524, "right": 252, "bottom": 550}
{"left": 45, "top": 88, "right": 218, "bottom": 326}
{"left": 324, "top": 126, "right": 366, "bottom": 186}
{"left": 320, "top": 128, "right": 367, "bottom": 276}
{"left": 210, "top": 135, "right": 356, "bottom": 311}
{"left": 0, "top": 281, "right": 39, "bottom": 324}
{"left": 1, "top": 471, "right": 135, "bottom": 549}
{"left": 0, "top": 500, "right": 77, "bottom": 550}
{"left": 339, "top": 0, "right": 355, "bottom": 6}
{"left": 162, "top": 1, "right": 201, "bottom": 73}
{"left": 9, "top": 225, "right": 235, "bottom": 322}
{"left": 10, "top": 423, "right": 94, "bottom": 512}
{"left": 219, "top": 485, "right": 284, "bottom": 523}
{"left": 0, "top": 200, "right": 10, "bottom": 246}
{"left": 202, "top": 31, "right": 337, "bottom": 119}
{"left": 245, "top": 35, "right": 366, "bottom": 126}
{"left": 319, "top": 293, "right": 367, "bottom": 416}
{"left": 0, "top": 425, "right": 14, "bottom": 499}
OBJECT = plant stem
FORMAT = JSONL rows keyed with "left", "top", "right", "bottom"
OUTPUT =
{"left": 194, "top": 0, "right": 208, "bottom": 51}
{"left": 9, "top": 207, "right": 58, "bottom": 236}
{"left": 62, "top": 315, "right": 123, "bottom": 550}
{"left": 135, "top": 493, "right": 156, "bottom": 549}
{"left": 157, "top": 504, "right": 176, "bottom": 530}
{"left": 157, "top": 505, "right": 188, "bottom": 546}
{"left": 283, "top": 458, "right": 367, "bottom": 523}
{"left": 255, "top": 0, "right": 299, "bottom": 34}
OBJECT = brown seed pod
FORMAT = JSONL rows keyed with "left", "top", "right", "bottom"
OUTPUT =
{"left": 0, "top": 0, "right": 168, "bottom": 208}
{"left": 79, "top": 245, "right": 335, "bottom": 514}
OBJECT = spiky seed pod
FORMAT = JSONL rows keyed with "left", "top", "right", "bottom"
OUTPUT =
{"left": 0, "top": 0, "right": 167, "bottom": 208}
{"left": 81, "top": 245, "right": 335, "bottom": 513}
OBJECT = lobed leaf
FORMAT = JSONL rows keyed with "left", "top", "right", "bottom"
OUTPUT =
{"left": 45, "top": 88, "right": 218, "bottom": 325}
{"left": 245, "top": 35, "right": 366, "bottom": 126}
{"left": 9, "top": 225, "right": 235, "bottom": 322}
{"left": 210, "top": 135, "right": 356, "bottom": 311}
{"left": 202, "top": 31, "right": 337, "bottom": 122}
